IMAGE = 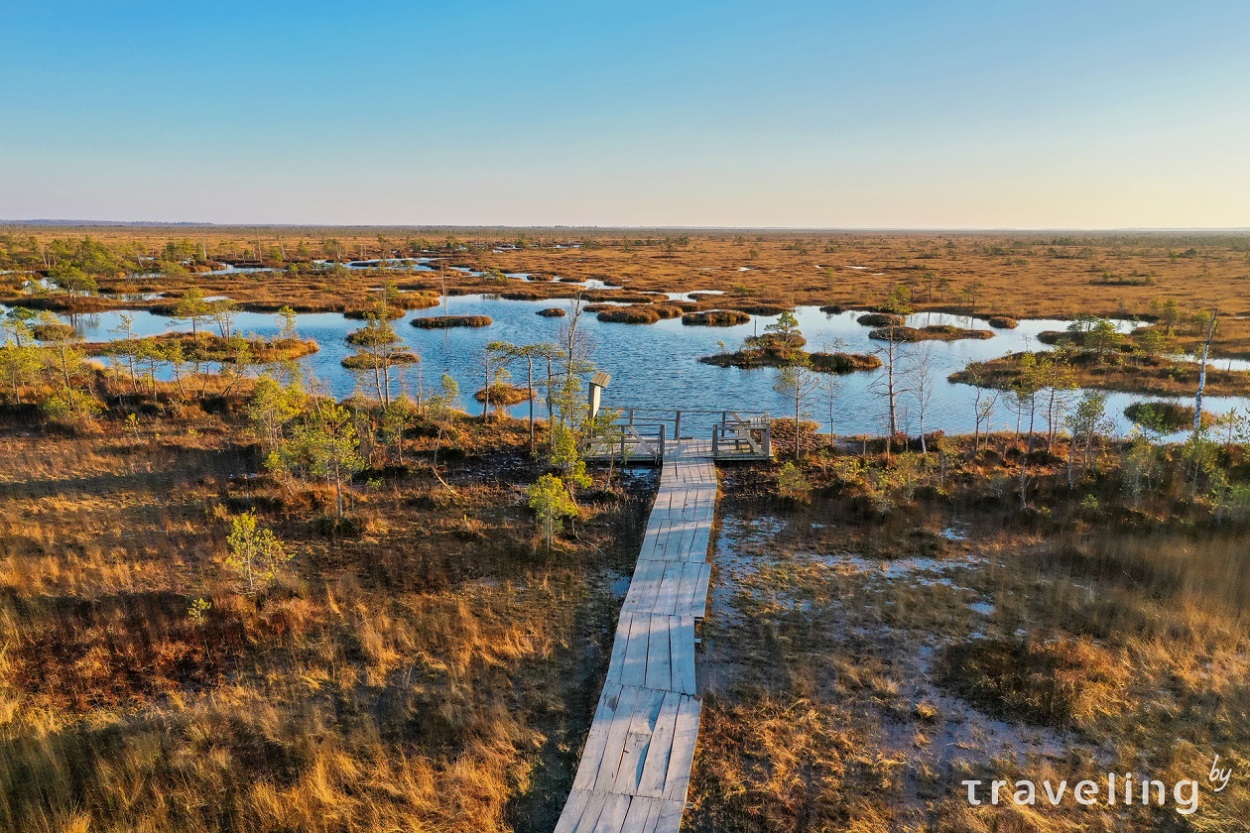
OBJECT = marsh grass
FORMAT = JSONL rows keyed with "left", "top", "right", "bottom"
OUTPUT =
{"left": 690, "top": 438, "right": 1250, "bottom": 832}
{"left": 0, "top": 385, "right": 656, "bottom": 833}
{"left": 870, "top": 324, "right": 996, "bottom": 342}
{"left": 681, "top": 310, "right": 752, "bottom": 326}
{"left": 955, "top": 350, "right": 1250, "bottom": 397}
{"left": 410, "top": 315, "right": 493, "bottom": 329}
{"left": 10, "top": 230, "right": 1250, "bottom": 356}
{"left": 595, "top": 305, "right": 663, "bottom": 324}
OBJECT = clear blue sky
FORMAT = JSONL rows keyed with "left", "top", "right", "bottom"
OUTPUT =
{"left": 2, "top": 1, "right": 1247, "bottom": 228}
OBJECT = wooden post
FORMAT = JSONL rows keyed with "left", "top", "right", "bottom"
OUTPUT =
{"left": 659, "top": 424, "right": 666, "bottom": 460}
{"left": 763, "top": 421, "right": 772, "bottom": 458}
{"left": 674, "top": 410, "right": 682, "bottom": 441}
{"left": 712, "top": 425, "right": 719, "bottom": 458}
{"left": 620, "top": 426, "right": 626, "bottom": 461}
{"left": 1194, "top": 312, "right": 1217, "bottom": 435}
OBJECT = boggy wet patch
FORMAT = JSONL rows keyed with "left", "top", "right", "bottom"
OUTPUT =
{"left": 691, "top": 504, "right": 1103, "bottom": 831}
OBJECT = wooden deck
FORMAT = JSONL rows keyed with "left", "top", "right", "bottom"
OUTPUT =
{"left": 555, "top": 439, "right": 717, "bottom": 833}
{"left": 583, "top": 410, "right": 772, "bottom": 464}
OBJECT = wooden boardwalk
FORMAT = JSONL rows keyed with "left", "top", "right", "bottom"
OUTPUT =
{"left": 555, "top": 440, "right": 717, "bottom": 833}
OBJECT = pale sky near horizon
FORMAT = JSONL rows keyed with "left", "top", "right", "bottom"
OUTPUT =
{"left": 1, "top": 1, "right": 1248, "bottom": 229}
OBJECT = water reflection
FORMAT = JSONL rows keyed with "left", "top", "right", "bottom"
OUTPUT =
{"left": 19, "top": 298, "right": 1249, "bottom": 441}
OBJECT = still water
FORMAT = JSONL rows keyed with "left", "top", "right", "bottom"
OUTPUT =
{"left": 30, "top": 296, "right": 1250, "bottom": 440}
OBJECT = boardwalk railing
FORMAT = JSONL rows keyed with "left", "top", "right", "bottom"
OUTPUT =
{"left": 587, "top": 408, "right": 772, "bottom": 463}
{"left": 583, "top": 423, "right": 667, "bottom": 464}
{"left": 712, "top": 413, "right": 771, "bottom": 460}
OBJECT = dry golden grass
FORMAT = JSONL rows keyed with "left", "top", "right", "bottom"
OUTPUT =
{"left": 7, "top": 228, "right": 1250, "bottom": 355}
{"left": 5, "top": 225, "right": 1250, "bottom": 830}
{"left": 688, "top": 438, "right": 1250, "bottom": 831}
{"left": 83, "top": 332, "right": 320, "bottom": 364}
{"left": 955, "top": 349, "right": 1250, "bottom": 397}
{"left": 0, "top": 389, "right": 655, "bottom": 833}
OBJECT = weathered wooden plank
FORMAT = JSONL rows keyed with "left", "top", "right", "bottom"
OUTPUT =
{"left": 637, "top": 518, "right": 667, "bottom": 560}
{"left": 630, "top": 553, "right": 664, "bottom": 586}
{"left": 620, "top": 795, "right": 662, "bottom": 833}
{"left": 591, "top": 792, "right": 632, "bottom": 833}
{"left": 573, "top": 683, "right": 627, "bottom": 791}
{"left": 664, "top": 518, "right": 685, "bottom": 560}
{"left": 612, "top": 688, "right": 666, "bottom": 794}
{"left": 554, "top": 788, "right": 592, "bottom": 833}
{"left": 593, "top": 684, "right": 649, "bottom": 790}
{"left": 620, "top": 613, "right": 650, "bottom": 689}
{"left": 692, "top": 563, "right": 712, "bottom": 619}
{"left": 636, "top": 691, "right": 681, "bottom": 797}
{"left": 653, "top": 563, "right": 681, "bottom": 617}
{"left": 689, "top": 528, "right": 711, "bottom": 562}
{"left": 664, "top": 695, "right": 702, "bottom": 800}
{"left": 666, "top": 520, "right": 689, "bottom": 562}
{"left": 676, "top": 561, "right": 701, "bottom": 612}
{"left": 665, "top": 517, "right": 686, "bottom": 556}
{"left": 653, "top": 798, "right": 686, "bottom": 833}
{"left": 644, "top": 615, "right": 673, "bottom": 690}
{"left": 648, "top": 518, "right": 674, "bottom": 562}
{"left": 673, "top": 616, "right": 697, "bottom": 695}
{"left": 603, "top": 613, "right": 632, "bottom": 688}
{"left": 644, "top": 507, "right": 672, "bottom": 538}
{"left": 622, "top": 560, "right": 663, "bottom": 614}
{"left": 588, "top": 685, "right": 642, "bottom": 791}
{"left": 573, "top": 792, "right": 609, "bottom": 833}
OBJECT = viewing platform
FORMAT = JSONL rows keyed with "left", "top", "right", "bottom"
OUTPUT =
{"left": 582, "top": 408, "right": 773, "bottom": 465}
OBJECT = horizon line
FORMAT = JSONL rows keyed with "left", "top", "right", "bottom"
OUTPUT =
{"left": 3, "top": 219, "right": 1249, "bottom": 235}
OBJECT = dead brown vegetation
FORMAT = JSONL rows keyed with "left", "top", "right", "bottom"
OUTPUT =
{"left": 869, "top": 324, "right": 995, "bottom": 342}
{"left": 9, "top": 229, "right": 1250, "bottom": 356}
{"left": 682, "top": 310, "right": 752, "bottom": 326}
{"left": 410, "top": 315, "right": 493, "bottom": 329}
{"left": 0, "top": 380, "right": 656, "bottom": 833}
{"left": 688, "top": 434, "right": 1250, "bottom": 831}
{"left": 955, "top": 350, "right": 1250, "bottom": 397}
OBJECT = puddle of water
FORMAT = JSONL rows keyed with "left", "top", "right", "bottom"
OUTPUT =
{"left": 205, "top": 265, "right": 275, "bottom": 275}
{"left": 609, "top": 572, "right": 631, "bottom": 599}
{"left": 708, "top": 515, "right": 787, "bottom": 625}
{"left": 666, "top": 289, "right": 726, "bottom": 302}
{"left": 345, "top": 258, "right": 437, "bottom": 272}
{"left": 807, "top": 552, "right": 985, "bottom": 574}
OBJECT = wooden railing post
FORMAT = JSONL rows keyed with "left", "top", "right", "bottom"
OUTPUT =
{"left": 659, "top": 424, "right": 666, "bottom": 460}
{"left": 763, "top": 421, "right": 772, "bottom": 458}
{"left": 712, "top": 425, "right": 719, "bottom": 458}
